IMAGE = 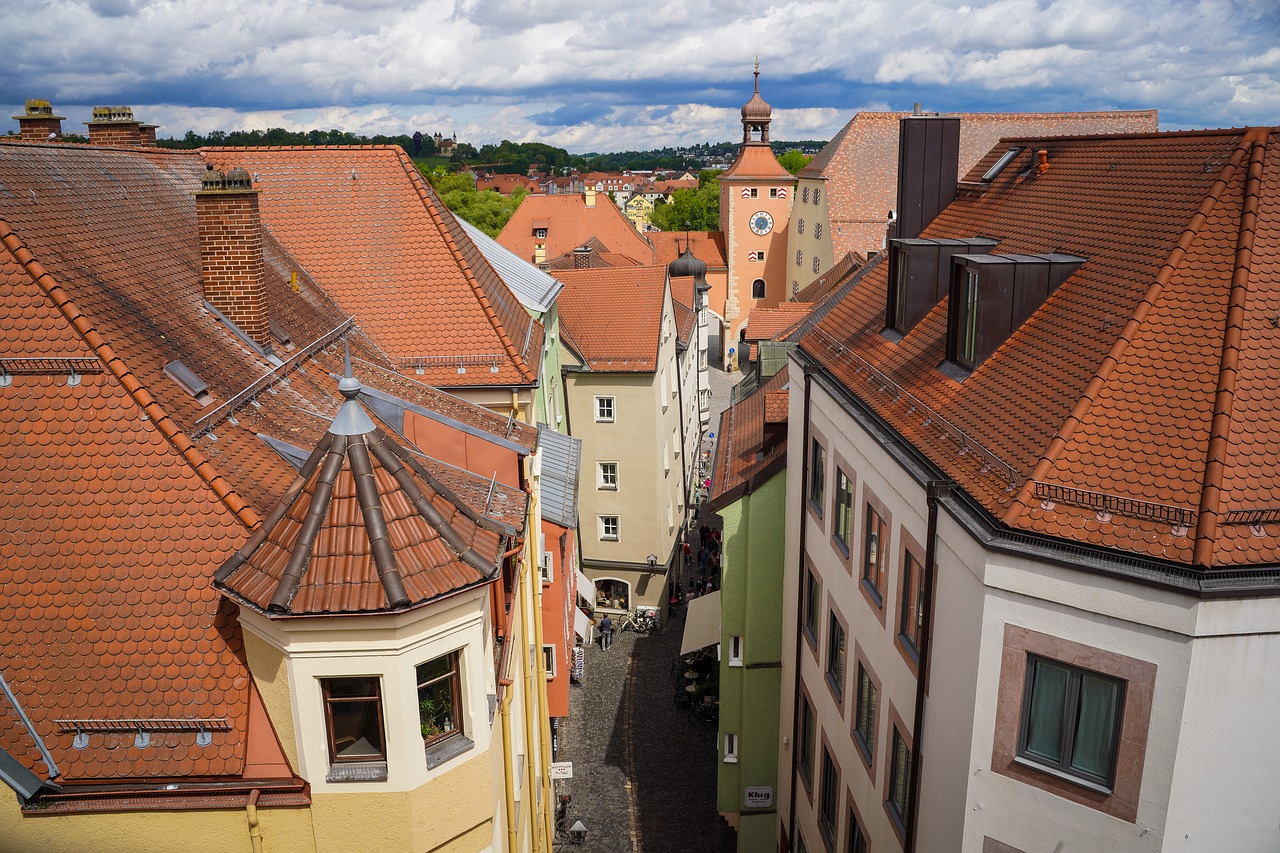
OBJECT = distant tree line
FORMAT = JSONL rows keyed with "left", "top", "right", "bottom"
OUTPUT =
{"left": 158, "top": 127, "right": 443, "bottom": 156}
{"left": 154, "top": 129, "right": 825, "bottom": 175}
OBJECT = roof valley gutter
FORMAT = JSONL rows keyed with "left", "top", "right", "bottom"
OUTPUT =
{"left": 0, "top": 671, "right": 60, "bottom": 784}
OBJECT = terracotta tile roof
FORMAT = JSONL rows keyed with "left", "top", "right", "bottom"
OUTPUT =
{"left": 0, "top": 140, "right": 538, "bottom": 792}
{"left": 498, "top": 194, "right": 655, "bottom": 267}
{"left": 554, "top": 266, "right": 666, "bottom": 371}
{"left": 544, "top": 238, "right": 644, "bottom": 270}
{"left": 707, "top": 369, "right": 789, "bottom": 509}
{"left": 720, "top": 144, "right": 793, "bottom": 181}
{"left": 649, "top": 231, "right": 728, "bottom": 268}
{"left": 801, "top": 126, "right": 1280, "bottom": 569}
{"left": 803, "top": 109, "right": 1160, "bottom": 258}
{"left": 202, "top": 147, "right": 542, "bottom": 388}
{"left": 744, "top": 303, "right": 814, "bottom": 342}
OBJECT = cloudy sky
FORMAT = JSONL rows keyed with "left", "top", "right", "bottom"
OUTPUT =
{"left": 3, "top": 0, "right": 1277, "bottom": 153}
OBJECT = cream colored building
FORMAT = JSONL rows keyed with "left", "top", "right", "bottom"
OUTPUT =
{"left": 555, "top": 265, "right": 706, "bottom": 618}
{"left": 776, "top": 123, "right": 1280, "bottom": 853}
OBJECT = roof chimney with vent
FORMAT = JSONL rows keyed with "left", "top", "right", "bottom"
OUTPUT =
{"left": 573, "top": 246, "right": 593, "bottom": 269}
{"left": 86, "top": 106, "right": 145, "bottom": 147}
{"left": 196, "top": 167, "right": 272, "bottom": 349}
{"left": 895, "top": 113, "right": 960, "bottom": 240}
{"left": 12, "top": 100, "right": 65, "bottom": 141}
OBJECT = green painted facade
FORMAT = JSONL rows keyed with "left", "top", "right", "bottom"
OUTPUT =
{"left": 715, "top": 469, "right": 787, "bottom": 852}
{"left": 534, "top": 303, "right": 568, "bottom": 433}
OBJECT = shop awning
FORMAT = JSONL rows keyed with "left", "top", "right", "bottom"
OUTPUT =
{"left": 681, "top": 591, "right": 721, "bottom": 655}
{"left": 576, "top": 568, "right": 594, "bottom": 604}
{"left": 574, "top": 607, "right": 592, "bottom": 641}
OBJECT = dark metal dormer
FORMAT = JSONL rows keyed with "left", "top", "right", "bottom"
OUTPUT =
{"left": 941, "top": 252, "right": 1086, "bottom": 379}
{"left": 884, "top": 237, "right": 997, "bottom": 339}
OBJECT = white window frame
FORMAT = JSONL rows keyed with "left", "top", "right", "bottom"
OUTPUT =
{"left": 599, "top": 515, "right": 619, "bottom": 541}
{"left": 540, "top": 550, "right": 554, "bottom": 584}
{"left": 672, "top": 427, "right": 681, "bottom": 457}
{"left": 542, "top": 645, "right": 556, "bottom": 679}
{"left": 598, "top": 461, "right": 619, "bottom": 490}
{"left": 595, "top": 396, "right": 615, "bottom": 422}
{"left": 729, "top": 635, "right": 743, "bottom": 667}
{"left": 724, "top": 732, "right": 739, "bottom": 763}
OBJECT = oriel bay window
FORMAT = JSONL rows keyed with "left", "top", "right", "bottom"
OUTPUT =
{"left": 1018, "top": 655, "right": 1125, "bottom": 789}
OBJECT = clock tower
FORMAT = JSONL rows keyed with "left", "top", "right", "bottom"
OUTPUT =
{"left": 718, "top": 60, "right": 795, "bottom": 362}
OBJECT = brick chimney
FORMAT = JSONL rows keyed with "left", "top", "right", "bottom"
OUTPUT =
{"left": 12, "top": 100, "right": 65, "bottom": 141}
{"left": 86, "top": 106, "right": 143, "bottom": 147}
{"left": 196, "top": 167, "right": 272, "bottom": 349}
{"left": 573, "top": 246, "right": 593, "bottom": 269}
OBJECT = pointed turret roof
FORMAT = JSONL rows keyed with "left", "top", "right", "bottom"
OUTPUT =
{"left": 215, "top": 373, "right": 513, "bottom": 615}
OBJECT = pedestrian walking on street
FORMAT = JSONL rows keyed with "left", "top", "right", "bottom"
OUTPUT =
{"left": 683, "top": 542, "right": 692, "bottom": 567}
{"left": 698, "top": 547, "right": 710, "bottom": 573}
{"left": 599, "top": 615, "right": 613, "bottom": 650}
{"left": 699, "top": 524, "right": 710, "bottom": 547}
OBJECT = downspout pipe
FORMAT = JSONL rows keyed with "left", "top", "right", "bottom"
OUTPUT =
{"left": 246, "top": 788, "right": 263, "bottom": 853}
{"left": 785, "top": 363, "right": 815, "bottom": 852}
{"left": 499, "top": 676, "right": 518, "bottom": 853}
{"left": 903, "top": 480, "right": 953, "bottom": 853}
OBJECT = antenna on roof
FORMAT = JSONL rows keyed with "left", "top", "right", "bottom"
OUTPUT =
{"left": 485, "top": 472, "right": 498, "bottom": 514}
{"left": 505, "top": 410, "right": 515, "bottom": 436}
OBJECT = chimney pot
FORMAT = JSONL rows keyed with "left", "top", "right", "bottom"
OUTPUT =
{"left": 1036, "top": 149, "right": 1050, "bottom": 176}
{"left": 13, "top": 99, "right": 66, "bottom": 141}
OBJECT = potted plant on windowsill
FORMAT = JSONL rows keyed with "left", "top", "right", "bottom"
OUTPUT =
{"left": 419, "top": 697, "right": 452, "bottom": 742}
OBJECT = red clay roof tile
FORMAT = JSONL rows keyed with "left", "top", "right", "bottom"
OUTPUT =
{"left": 802, "top": 126, "right": 1280, "bottom": 569}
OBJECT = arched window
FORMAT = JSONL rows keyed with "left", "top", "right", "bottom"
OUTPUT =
{"left": 797, "top": 218, "right": 806, "bottom": 235}
{"left": 813, "top": 188, "right": 822, "bottom": 204}
{"left": 814, "top": 222, "right": 823, "bottom": 239}
{"left": 802, "top": 186, "right": 810, "bottom": 203}
{"left": 795, "top": 250, "right": 804, "bottom": 267}
{"left": 595, "top": 579, "right": 631, "bottom": 611}
{"left": 752, "top": 278, "right": 766, "bottom": 299}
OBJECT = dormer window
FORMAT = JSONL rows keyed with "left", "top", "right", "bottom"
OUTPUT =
{"left": 534, "top": 228, "right": 547, "bottom": 239}
{"left": 885, "top": 237, "right": 997, "bottom": 339}
{"left": 943, "top": 252, "right": 1086, "bottom": 377}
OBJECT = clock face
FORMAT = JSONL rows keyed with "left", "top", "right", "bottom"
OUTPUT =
{"left": 749, "top": 211, "right": 774, "bottom": 236}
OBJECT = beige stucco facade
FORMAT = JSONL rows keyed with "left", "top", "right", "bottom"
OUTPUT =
{"left": 566, "top": 281, "right": 702, "bottom": 616}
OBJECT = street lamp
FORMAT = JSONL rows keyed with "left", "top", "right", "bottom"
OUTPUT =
{"left": 568, "top": 820, "right": 588, "bottom": 844}
{"left": 647, "top": 554, "right": 659, "bottom": 571}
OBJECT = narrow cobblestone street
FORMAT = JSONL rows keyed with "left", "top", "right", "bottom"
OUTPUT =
{"left": 555, "top": 613, "right": 737, "bottom": 853}
{"left": 551, "top": 364, "right": 744, "bottom": 852}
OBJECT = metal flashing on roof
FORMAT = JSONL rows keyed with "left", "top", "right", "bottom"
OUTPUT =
{"left": 461, "top": 219, "right": 563, "bottom": 313}
{"left": 359, "top": 384, "right": 531, "bottom": 455}
{"left": 257, "top": 433, "right": 311, "bottom": 470}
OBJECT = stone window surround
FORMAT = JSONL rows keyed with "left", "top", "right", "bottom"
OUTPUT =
{"left": 893, "top": 526, "right": 926, "bottom": 680}
{"left": 851, "top": 640, "right": 881, "bottom": 782}
{"left": 845, "top": 789, "right": 871, "bottom": 853}
{"left": 990, "top": 623, "right": 1156, "bottom": 823}
{"left": 806, "top": 425, "right": 829, "bottom": 531}
{"left": 818, "top": 731, "right": 843, "bottom": 851}
{"left": 823, "top": 597, "right": 849, "bottom": 712}
{"left": 829, "top": 450, "right": 856, "bottom": 571}
{"left": 881, "top": 701, "right": 912, "bottom": 845}
{"left": 858, "top": 487, "right": 892, "bottom": 629}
